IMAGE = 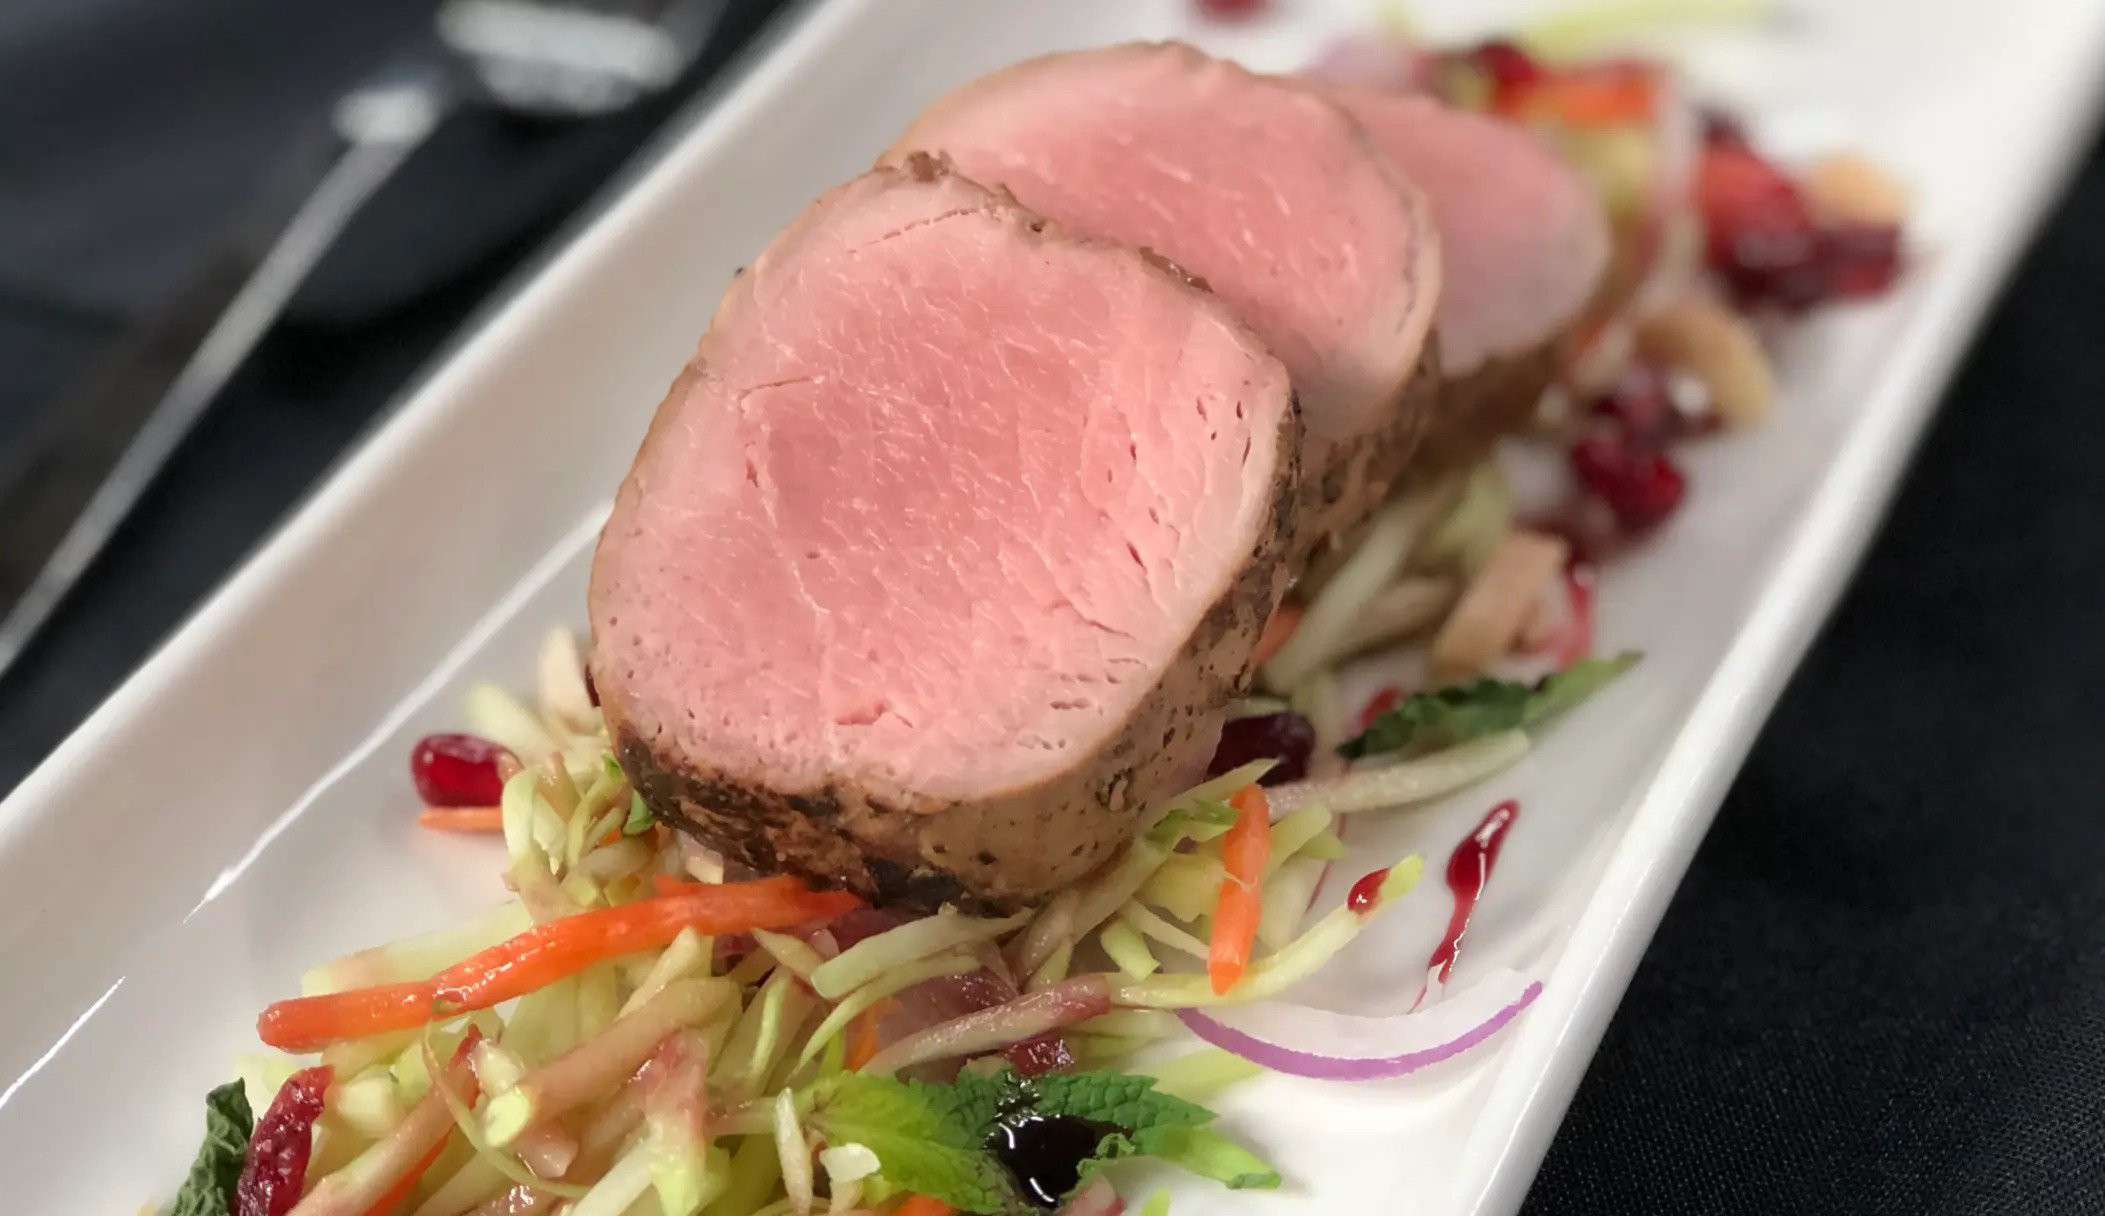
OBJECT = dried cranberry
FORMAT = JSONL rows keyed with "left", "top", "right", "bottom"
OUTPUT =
{"left": 1195, "top": 0, "right": 1266, "bottom": 18}
{"left": 1697, "top": 143, "right": 1829, "bottom": 309}
{"left": 1571, "top": 434, "right": 1688, "bottom": 530}
{"left": 1823, "top": 222, "right": 1904, "bottom": 298}
{"left": 1207, "top": 712, "right": 1315, "bottom": 785}
{"left": 1699, "top": 105, "right": 1749, "bottom": 147}
{"left": 235, "top": 1066, "right": 332, "bottom": 1216}
{"left": 1589, "top": 365, "right": 1676, "bottom": 446}
{"left": 411, "top": 733, "right": 513, "bottom": 807}
{"left": 1471, "top": 39, "right": 1544, "bottom": 101}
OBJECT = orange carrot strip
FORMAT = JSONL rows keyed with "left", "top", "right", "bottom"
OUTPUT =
{"left": 1251, "top": 602, "right": 1303, "bottom": 670}
{"left": 894, "top": 1197, "right": 956, "bottom": 1216}
{"left": 257, "top": 981, "right": 439, "bottom": 1054}
{"left": 258, "top": 877, "right": 860, "bottom": 1051}
{"left": 431, "top": 876, "right": 859, "bottom": 1010}
{"left": 1505, "top": 70, "right": 1657, "bottom": 126}
{"left": 1208, "top": 786, "right": 1273, "bottom": 995}
{"left": 846, "top": 998, "right": 899, "bottom": 1072}
{"left": 418, "top": 806, "right": 506, "bottom": 834}
{"left": 353, "top": 1030, "right": 484, "bottom": 1216}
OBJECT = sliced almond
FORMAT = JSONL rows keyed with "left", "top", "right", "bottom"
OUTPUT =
{"left": 1804, "top": 152, "right": 1909, "bottom": 228}
{"left": 1431, "top": 530, "right": 1569, "bottom": 681}
{"left": 1637, "top": 295, "right": 1775, "bottom": 430}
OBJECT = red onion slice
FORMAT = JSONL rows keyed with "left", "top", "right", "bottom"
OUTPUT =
{"left": 1174, "top": 969, "right": 1541, "bottom": 1081}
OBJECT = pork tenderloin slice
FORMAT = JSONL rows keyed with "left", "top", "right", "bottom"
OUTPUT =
{"left": 590, "top": 157, "right": 1299, "bottom": 910}
{"left": 886, "top": 42, "right": 1441, "bottom": 547}
{"left": 1325, "top": 90, "right": 1610, "bottom": 464}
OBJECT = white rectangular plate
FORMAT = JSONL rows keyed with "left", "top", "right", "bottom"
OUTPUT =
{"left": 6, "top": 2, "right": 2103, "bottom": 1212}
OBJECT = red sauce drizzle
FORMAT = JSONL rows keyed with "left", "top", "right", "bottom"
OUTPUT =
{"left": 1346, "top": 866, "right": 1390, "bottom": 914}
{"left": 1413, "top": 800, "right": 1520, "bottom": 1010}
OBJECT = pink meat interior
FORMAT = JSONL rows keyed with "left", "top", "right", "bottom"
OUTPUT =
{"left": 1329, "top": 90, "right": 1610, "bottom": 375}
{"left": 591, "top": 167, "right": 1292, "bottom": 804}
{"left": 892, "top": 43, "right": 1437, "bottom": 445}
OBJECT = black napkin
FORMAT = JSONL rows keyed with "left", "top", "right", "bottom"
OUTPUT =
{"left": 1524, "top": 133, "right": 2105, "bottom": 1215}
{"left": 0, "top": 0, "right": 799, "bottom": 781}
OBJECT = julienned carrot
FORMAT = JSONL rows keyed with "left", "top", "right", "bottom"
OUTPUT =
{"left": 258, "top": 877, "right": 860, "bottom": 1051}
{"left": 1208, "top": 786, "right": 1273, "bottom": 995}
{"left": 846, "top": 998, "right": 899, "bottom": 1072}
{"left": 257, "top": 981, "right": 439, "bottom": 1055}
{"left": 1252, "top": 602, "right": 1303, "bottom": 670}
{"left": 349, "top": 1030, "right": 483, "bottom": 1216}
{"left": 893, "top": 1196, "right": 955, "bottom": 1216}
{"left": 1504, "top": 70, "right": 1658, "bottom": 126}
{"left": 356, "top": 1134, "right": 450, "bottom": 1216}
{"left": 418, "top": 806, "right": 505, "bottom": 833}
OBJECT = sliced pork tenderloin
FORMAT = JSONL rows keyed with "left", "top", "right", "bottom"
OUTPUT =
{"left": 1324, "top": 89, "right": 1610, "bottom": 468}
{"left": 886, "top": 42, "right": 1442, "bottom": 552}
{"left": 590, "top": 157, "right": 1299, "bottom": 911}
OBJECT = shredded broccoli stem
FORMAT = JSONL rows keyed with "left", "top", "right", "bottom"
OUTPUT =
{"left": 794, "top": 950, "right": 979, "bottom": 1071}
{"left": 1098, "top": 920, "right": 1160, "bottom": 980}
{"left": 1144, "top": 1049, "right": 1265, "bottom": 1104}
{"left": 1119, "top": 902, "right": 1210, "bottom": 960}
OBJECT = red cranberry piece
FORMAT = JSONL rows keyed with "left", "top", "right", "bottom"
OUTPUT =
{"left": 1823, "top": 223, "right": 1904, "bottom": 297}
{"left": 1196, "top": 0, "right": 1266, "bottom": 18}
{"left": 1571, "top": 433, "right": 1688, "bottom": 530}
{"left": 411, "top": 732, "right": 514, "bottom": 806}
{"left": 1207, "top": 712, "right": 1315, "bottom": 785}
{"left": 236, "top": 1066, "right": 333, "bottom": 1216}
{"left": 1699, "top": 105, "right": 1749, "bottom": 147}
{"left": 1471, "top": 39, "right": 1544, "bottom": 99}
{"left": 1589, "top": 365, "right": 1676, "bottom": 446}
{"left": 1698, "top": 144, "right": 1830, "bottom": 309}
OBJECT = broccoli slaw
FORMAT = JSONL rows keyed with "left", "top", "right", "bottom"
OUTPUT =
{"left": 157, "top": 15, "right": 1910, "bottom": 1216}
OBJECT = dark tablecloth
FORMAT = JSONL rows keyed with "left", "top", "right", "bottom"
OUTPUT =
{"left": 3, "top": 4, "right": 2101, "bottom": 1212}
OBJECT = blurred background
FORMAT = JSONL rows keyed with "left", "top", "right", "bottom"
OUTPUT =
{"left": 3, "top": 0, "right": 2102, "bottom": 1211}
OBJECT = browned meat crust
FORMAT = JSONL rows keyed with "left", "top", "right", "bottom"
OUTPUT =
{"left": 1411, "top": 340, "right": 1561, "bottom": 473}
{"left": 608, "top": 410, "right": 1299, "bottom": 912}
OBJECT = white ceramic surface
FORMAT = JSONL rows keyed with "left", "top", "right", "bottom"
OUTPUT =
{"left": 5, "top": 1, "right": 2104, "bottom": 1212}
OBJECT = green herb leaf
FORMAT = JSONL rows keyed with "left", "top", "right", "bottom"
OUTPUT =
{"left": 808, "top": 1074, "right": 1019, "bottom": 1215}
{"left": 808, "top": 1069, "right": 1277, "bottom": 1215}
{"left": 169, "top": 1080, "right": 253, "bottom": 1216}
{"left": 1341, "top": 652, "right": 1640, "bottom": 759}
{"left": 622, "top": 791, "right": 655, "bottom": 836}
{"left": 1026, "top": 1070, "right": 1212, "bottom": 1133}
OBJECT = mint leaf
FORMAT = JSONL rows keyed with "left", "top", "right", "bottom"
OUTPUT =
{"left": 169, "top": 1080, "right": 253, "bottom": 1216}
{"left": 1341, "top": 652, "right": 1639, "bottom": 759}
{"left": 809, "top": 1069, "right": 1277, "bottom": 1214}
{"left": 1027, "top": 1071, "right": 1211, "bottom": 1134}
{"left": 808, "top": 1074, "right": 1020, "bottom": 1215}
{"left": 622, "top": 791, "right": 655, "bottom": 836}
{"left": 1008, "top": 1071, "right": 1274, "bottom": 1202}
